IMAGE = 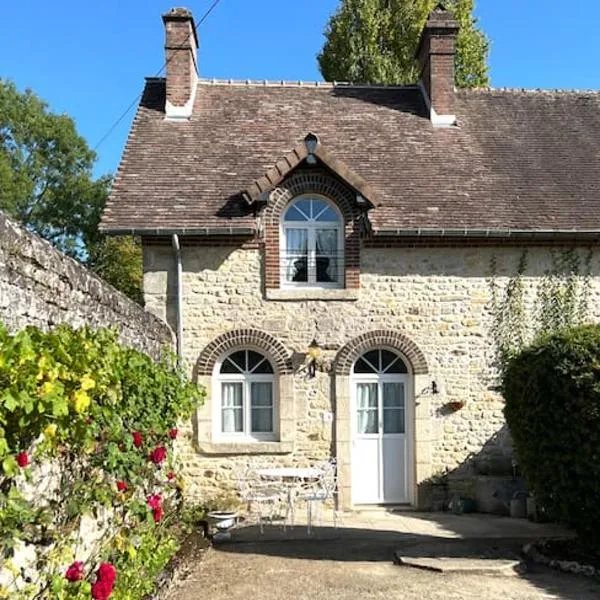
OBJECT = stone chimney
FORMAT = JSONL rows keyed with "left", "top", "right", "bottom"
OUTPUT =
{"left": 162, "top": 8, "right": 198, "bottom": 120}
{"left": 416, "top": 3, "right": 459, "bottom": 127}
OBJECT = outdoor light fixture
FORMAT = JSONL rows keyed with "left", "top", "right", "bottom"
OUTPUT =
{"left": 431, "top": 380, "right": 439, "bottom": 394}
{"left": 307, "top": 338, "right": 322, "bottom": 378}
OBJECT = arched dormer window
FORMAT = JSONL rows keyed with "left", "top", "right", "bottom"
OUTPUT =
{"left": 281, "top": 196, "right": 344, "bottom": 288}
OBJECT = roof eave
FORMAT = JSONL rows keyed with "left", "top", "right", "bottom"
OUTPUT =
{"left": 100, "top": 226, "right": 257, "bottom": 237}
{"left": 373, "top": 228, "right": 600, "bottom": 240}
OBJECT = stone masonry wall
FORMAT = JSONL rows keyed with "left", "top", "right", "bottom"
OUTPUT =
{"left": 0, "top": 213, "right": 172, "bottom": 357}
{"left": 143, "top": 242, "right": 600, "bottom": 503}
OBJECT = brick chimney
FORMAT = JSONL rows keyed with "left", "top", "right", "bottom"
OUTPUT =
{"left": 162, "top": 8, "right": 198, "bottom": 120}
{"left": 416, "top": 3, "right": 458, "bottom": 127}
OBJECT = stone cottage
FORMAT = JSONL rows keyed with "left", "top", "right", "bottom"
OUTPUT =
{"left": 101, "top": 6, "right": 600, "bottom": 508}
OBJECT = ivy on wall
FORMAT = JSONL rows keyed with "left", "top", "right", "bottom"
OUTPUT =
{"left": 488, "top": 248, "right": 594, "bottom": 376}
{"left": 0, "top": 324, "right": 205, "bottom": 599}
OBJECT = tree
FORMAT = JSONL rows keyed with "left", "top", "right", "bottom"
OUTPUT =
{"left": 0, "top": 79, "right": 143, "bottom": 303}
{"left": 318, "top": 0, "right": 489, "bottom": 88}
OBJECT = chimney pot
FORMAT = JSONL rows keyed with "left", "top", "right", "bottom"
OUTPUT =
{"left": 162, "top": 7, "right": 198, "bottom": 119}
{"left": 416, "top": 4, "right": 458, "bottom": 127}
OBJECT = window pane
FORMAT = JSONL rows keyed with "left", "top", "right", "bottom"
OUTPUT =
{"left": 353, "top": 357, "right": 377, "bottom": 374}
{"left": 220, "top": 357, "right": 242, "bottom": 374}
{"left": 252, "top": 408, "right": 273, "bottom": 433}
{"left": 223, "top": 350, "right": 246, "bottom": 372}
{"left": 285, "top": 199, "right": 311, "bottom": 221}
{"left": 362, "top": 350, "right": 380, "bottom": 372}
{"left": 316, "top": 229, "right": 338, "bottom": 283}
{"left": 251, "top": 383, "right": 273, "bottom": 432}
{"left": 248, "top": 351, "right": 265, "bottom": 372}
{"left": 383, "top": 382, "right": 405, "bottom": 408}
{"left": 222, "top": 382, "right": 243, "bottom": 433}
{"left": 252, "top": 359, "right": 274, "bottom": 374}
{"left": 383, "top": 350, "right": 408, "bottom": 373}
{"left": 356, "top": 383, "right": 378, "bottom": 434}
{"left": 285, "top": 228, "right": 308, "bottom": 283}
{"left": 314, "top": 205, "right": 339, "bottom": 222}
{"left": 383, "top": 409, "right": 405, "bottom": 434}
{"left": 251, "top": 382, "right": 273, "bottom": 407}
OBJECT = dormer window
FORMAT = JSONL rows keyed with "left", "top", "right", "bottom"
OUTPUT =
{"left": 281, "top": 196, "right": 344, "bottom": 288}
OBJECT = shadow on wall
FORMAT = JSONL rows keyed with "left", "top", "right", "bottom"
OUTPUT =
{"left": 417, "top": 425, "right": 528, "bottom": 516}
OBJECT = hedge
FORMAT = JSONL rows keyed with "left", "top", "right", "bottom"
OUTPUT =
{"left": 502, "top": 325, "right": 600, "bottom": 545}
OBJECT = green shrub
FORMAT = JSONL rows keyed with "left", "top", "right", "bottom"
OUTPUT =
{"left": 502, "top": 325, "right": 600, "bottom": 544}
{"left": 0, "top": 323, "right": 205, "bottom": 599}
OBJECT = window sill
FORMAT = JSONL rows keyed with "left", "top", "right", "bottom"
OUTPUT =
{"left": 197, "top": 441, "right": 294, "bottom": 455}
{"left": 266, "top": 288, "right": 359, "bottom": 301}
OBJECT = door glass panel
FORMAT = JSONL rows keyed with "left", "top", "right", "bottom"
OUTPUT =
{"left": 356, "top": 383, "right": 378, "bottom": 434}
{"left": 221, "top": 382, "right": 243, "bottom": 433}
{"left": 383, "top": 382, "right": 405, "bottom": 434}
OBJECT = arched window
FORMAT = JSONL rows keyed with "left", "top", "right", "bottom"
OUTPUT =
{"left": 352, "top": 349, "right": 408, "bottom": 435}
{"left": 281, "top": 196, "right": 343, "bottom": 287}
{"left": 216, "top": 349, "right": 276, "bottom": 440}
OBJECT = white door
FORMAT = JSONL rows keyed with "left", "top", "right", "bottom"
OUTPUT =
{"left": 351, "top": 349, "right": 410, "bottom": 505}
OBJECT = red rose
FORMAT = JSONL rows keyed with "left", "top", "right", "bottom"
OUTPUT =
{"left": 116, "top": 481, "right": 127, "bottom": 492}
{"left": 149, "top": 446, "right": 167, "bottom": 465}
{"left": 65, "top": 561, "right": 85, "bottom": 582}
{"left": 168, "top": 428, "right": 178, "bottom": 440}
{"left": 147, "top": 494, "right": 162, "bottom": 510}
{"left": 167, "top": 471, "right": 175, "bottom": 481}
{"left": 96, "top": 562, "right": 117, "bottom": 586}
{"left": 16, "top": 452, "right": 29, "bottom": 468}
{"left": 153, "top": 506, "right": 164, "bottom": 523}
{"left": 131, "top": 431, "right": 142, "bottom": 448}
{"left": 91, "top": 578, "right": 113, "bottom": 600}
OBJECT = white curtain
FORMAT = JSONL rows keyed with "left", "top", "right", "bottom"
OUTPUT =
{"left": 251, "top": 382, "right": 273, "bottom": 433}
{"left": 285, "top": 228, "right": 308, "bottom": 282}
{"left": 356, "top": 383, "right": 378, "bottom": 434}
{"left": 222, "top": 382, "right": 243, "bottom": 433}
{"left": 316, "top": 229, "right": 338, "bottom": 282}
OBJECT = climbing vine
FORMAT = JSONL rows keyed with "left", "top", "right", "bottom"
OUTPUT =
{"left": 488, "top": 247, "right": 594, "bottom": 377}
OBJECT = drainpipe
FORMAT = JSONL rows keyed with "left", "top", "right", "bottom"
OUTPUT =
{"left": 171, "top": 234, "right": 183, "bottom": 362}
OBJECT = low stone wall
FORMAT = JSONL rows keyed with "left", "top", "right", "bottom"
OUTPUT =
{"left": 0, "top": 212, "right": 172, "bottom": 357}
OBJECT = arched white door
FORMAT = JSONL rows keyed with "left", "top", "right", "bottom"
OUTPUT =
{"left": 351, "top": 349, "right": 411, "bottom": 504}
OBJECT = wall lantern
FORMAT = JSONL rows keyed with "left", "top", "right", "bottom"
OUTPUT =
{"left": 307, "top": 338, "right": 322, "bottom": 378}
{"left": 431, "top": 380, "right": 439, "bottom": 394}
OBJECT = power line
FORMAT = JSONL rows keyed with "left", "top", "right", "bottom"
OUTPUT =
{"left": 93, "top": 0, "right": 223, "bottom": 152}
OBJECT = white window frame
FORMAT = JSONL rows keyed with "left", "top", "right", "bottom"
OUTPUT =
{"left": 213, "top": 349, "right": 278, "bottom": 442}
{"left": 280, "top": 194, "right": 344, "bottom": 289}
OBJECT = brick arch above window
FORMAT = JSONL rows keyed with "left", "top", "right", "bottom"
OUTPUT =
{"left": 263, "top": 171, "right": 361, "bottom": 291}
{"left": 196, "top": 329, "right": 292, "bottom": 376}
{"left": 334, "top": 330, "right": 429, "bottom": 376}
{"left": 264, "top": 172, "right": 359, "bottom": 226}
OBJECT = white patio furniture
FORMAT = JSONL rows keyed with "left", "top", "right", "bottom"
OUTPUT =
{"left": 233, "top": 463, "right": 285, "bottom": 534}
{"left": 295, "top": 459, "right": 340, "bottom": 534}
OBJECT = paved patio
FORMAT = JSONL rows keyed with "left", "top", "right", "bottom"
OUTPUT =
{"left": 167, "top": 511, "right": 600, "bottom": 600}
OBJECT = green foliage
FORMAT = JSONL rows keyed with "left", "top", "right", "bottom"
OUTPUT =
{"left": 488, "top": 248, "right": 593, "bottom": 377}
{"left": 318, "top": 0, "right": 489, "bottom": 87}
{"left": 88, "top": 237, "right": 144, "bottom": 306}
{"left": 502, "top": 325, "right": 600, "bottom": 544}
{"left": 0, "top": 323, "right": 204, "bottom": 598}
{"left": 0, "top": 79, "right": 143, "bottom": 303}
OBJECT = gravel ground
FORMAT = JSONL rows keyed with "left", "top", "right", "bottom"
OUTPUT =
{"left": 166, "top": 538, "right": 600, "bottom": 600}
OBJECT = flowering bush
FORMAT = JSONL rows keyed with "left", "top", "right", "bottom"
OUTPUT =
{"left": 0, "top": 324, "right": 205, "bottom": 599}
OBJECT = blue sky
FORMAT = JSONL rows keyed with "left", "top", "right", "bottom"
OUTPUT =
{"left": 1, "top": 1, "right": 599, "bottom": 177}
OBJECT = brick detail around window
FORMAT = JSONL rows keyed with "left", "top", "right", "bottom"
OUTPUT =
{"left": 262, "top": 171, "right": 362, "bottom": 290}
{"left": 334, "top": 330, "right": 429, "bottom": 376}
{"left": 195, "top": 329, "right": 292, "bottom": 376}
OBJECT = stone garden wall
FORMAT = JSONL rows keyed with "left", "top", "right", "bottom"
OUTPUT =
{"left": 0, "top": 212, "right": 172, "bottom": 357}
{"left": 144, "top": 241, "right": 600, "bottom": 506}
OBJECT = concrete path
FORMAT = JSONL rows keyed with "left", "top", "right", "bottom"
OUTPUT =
{"left": 167, "top": 512, "right": 600, "bottom": 600}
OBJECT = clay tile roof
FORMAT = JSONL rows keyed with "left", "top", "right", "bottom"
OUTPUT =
{"left": 101, "top": 79, "right": 600, "bottom": 237}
